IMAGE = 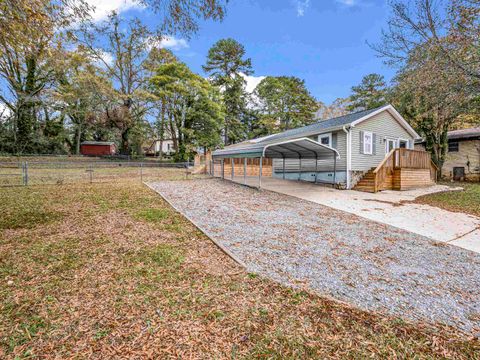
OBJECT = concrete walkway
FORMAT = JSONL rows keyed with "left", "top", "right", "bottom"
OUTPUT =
{"left": 226, "top": 175, "right": 480, "bottom": 254}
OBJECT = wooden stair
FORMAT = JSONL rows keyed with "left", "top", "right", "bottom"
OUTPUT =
{"left": 353, "top": 168, "right": 376, "bottom": 192}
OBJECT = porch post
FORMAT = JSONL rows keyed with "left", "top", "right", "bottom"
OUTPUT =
{"left": 259, "top": 156, "right": 263, "bottom": 188}
{"left": 231, "top": 158, "right": 234, "bottom": 180}
{"left": 314, "top": 154, "right": 318, "bottom": 183}
{"left": 244, "top": 157, "right": 247, "bottom": 185}
{"left": 333, "top": 152, "right": 337, "bottom": 186}
{"left": 282, "top": 156, "right": 286, "bottom": 180}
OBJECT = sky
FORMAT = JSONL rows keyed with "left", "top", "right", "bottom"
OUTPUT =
{"left": 123, "top": 0, "right": 397, "bottom": 104}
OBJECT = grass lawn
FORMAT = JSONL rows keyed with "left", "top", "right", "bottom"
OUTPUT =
{"left": 0, "top": 176, "right": 479, "bottom": 358}
{"left": 415, "top": 182, "right": 480, "bottom": 217}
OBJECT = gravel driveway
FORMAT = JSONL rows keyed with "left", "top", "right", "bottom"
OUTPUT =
{"left": 148, "top": 179, "right": 480, "bottom": 333}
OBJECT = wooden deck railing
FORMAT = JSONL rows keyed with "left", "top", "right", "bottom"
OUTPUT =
{"left": 373, "top": 149, "right": 395, "bottom": 192}
{"left": 373, "top": 148, "right": 437, "bottom": 192}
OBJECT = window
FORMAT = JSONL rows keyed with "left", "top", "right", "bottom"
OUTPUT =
{"left": 318, "top": 133, "right": 332, "bottom": 147}
{"left": 363, "top": 131, "right": 373, "bottom": 154}
{"left": 448, "top": 141, "right": 459, "bottom": 152}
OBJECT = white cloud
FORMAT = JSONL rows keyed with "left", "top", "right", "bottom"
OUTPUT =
{"left": 91, "top": 50, "right": 114, "bottom": 68}
{"left": 240, "top": 73, "right": 266, "bottom": 93}
{"left": 0, "top": 102, "right": 12, "bottom": 121}
{"left": 296, "top": 0, "right": 310, "bottom": 17}
{"left": 145, "top": 36, "right": 189, "bottom": 51}
{"left": 85, "top": 0, "right": 142, "bottom": 22}
{"left": 158, "top": 36, "right": 189, "bottom": 50}
{"left": 336, "top": 0, "right": 357, "bottom": 6}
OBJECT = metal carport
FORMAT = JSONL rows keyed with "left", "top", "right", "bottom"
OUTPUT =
{"left": 211, "top": 137, "right": 340, "bottom": 188}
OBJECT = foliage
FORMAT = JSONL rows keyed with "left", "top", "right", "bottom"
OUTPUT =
{"left": 203, "top": 38, "right": 252, "bottom": 144}
{"left": 376, "top": 0, "right": 480, "bottom": 174}
{"left": 347, "top": 73, "right": 388, "bottom": 112}
{"left": 253, "top": 76, "right": 318, "bottom": 135}
{"left": 149, "top": 61, "right": 223, "bottom": 161}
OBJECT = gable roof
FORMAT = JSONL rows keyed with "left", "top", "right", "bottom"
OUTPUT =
{"left": 233, "top": 104, "right": 418, "bottom": 148}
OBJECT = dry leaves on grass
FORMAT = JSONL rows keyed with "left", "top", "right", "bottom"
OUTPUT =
{"left": 0, "top": 179, "right": 479, "bottom": 359}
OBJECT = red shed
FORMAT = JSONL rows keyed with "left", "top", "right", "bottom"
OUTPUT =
{"left": 80, "top": 141, "right": 116, "bottom": 156}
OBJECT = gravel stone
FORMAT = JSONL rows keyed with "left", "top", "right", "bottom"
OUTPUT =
{"left": 148, "top": 179, "right": 480, "bottom": 333}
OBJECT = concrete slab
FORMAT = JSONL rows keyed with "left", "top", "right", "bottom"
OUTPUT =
{"left": 224, "top": 175, "right": 480, "bottom": 253}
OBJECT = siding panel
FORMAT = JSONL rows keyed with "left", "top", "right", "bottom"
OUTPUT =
{"left": 351, "top": 111, "right": 415, "bottom": 171}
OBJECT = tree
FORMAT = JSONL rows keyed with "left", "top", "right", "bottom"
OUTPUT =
{"left": 54, "top": 48, "right": 115, "bottom": 154}
{"left": 347, "top": 73, "right": 388, "bottom": 112}
{"left": 0, "top": 0, "right": 89, "bottom": 153}
{"left": 203, "top": 38, "right": 252, "bottom": 145}
{"left": 392, "top": 44, "right": 473, "bottom": 175}
{"left": 372, "top": 0, "right": 480, "bottom": 87}
{"left": 149, "top": 61, "right": 223, "bottom": 161}
{"left": 316, "top": 98, "right": 350, "bottom": 120}
{"left": 373, "top": 0, "right": 480, "bottom": 175}
{"left": 253, "top": 76, "right": 318, "bottom": 135}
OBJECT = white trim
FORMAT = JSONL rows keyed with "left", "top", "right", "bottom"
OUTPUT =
{"left": 398, "top": 138, "right": 409, "bottom": 149}
{"left": 318, "top": 132, "right": 332, "bottom": 147}
{"left": 385, "top": 137, "right": 396, "bottom": 155}
{"left": 363, "top": 131, "right": 373, "bottom": 155}
{"left": 342, "top": 126, "right": 351, "bottom": 189}
{"left": 350, "top": 105, "right": 420, "bottom": 139}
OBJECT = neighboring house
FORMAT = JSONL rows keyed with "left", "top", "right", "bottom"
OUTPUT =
{"left": 416, "top": 127, "right": 480, "bottom": 181}
{"left": 80, "top": 141, "right": 116, "bottom": 156}
{"left": 145, "top": 139, "right": 175, "bottom": 157}
{"left": 213, "top": 105, "right": 435, "bottom": 192}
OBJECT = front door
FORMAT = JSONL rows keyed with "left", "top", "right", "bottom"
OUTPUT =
{"left": 385, "top": 139, "right": 396, "bottom": 155}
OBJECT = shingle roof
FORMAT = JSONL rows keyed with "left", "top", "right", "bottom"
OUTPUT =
{"left": 80, "top": 141, "right": 115, "bottom": 146}
{"left": 251, "top": 106, "right": 386, "bottom": 145}
{"left": 447, "top": 127, "right": 480, "bottom": 140}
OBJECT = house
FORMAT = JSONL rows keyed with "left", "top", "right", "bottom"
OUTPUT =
{"left": 212, "top": 104, "right": 437, "bottom": 192}
{"left": 80, "top": 141, "right": 116, "bottom": 156}
{"left": 145, "top": 139, "right": 175, "bottom": 157}
{"left": 415, "top": 127, "right": 480, "bottom": 181}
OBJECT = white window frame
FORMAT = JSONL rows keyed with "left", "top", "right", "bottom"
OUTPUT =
{"left": 385, "top": 137, "right": 396, "bottom": 155}
{"left": 363, "top": 131, "right": 373, "bottom": 155}
{"left": 318, "top": 132, "right": 332, "bottom": 147}
{"left": 397, "top": 138, "right": 409, "bottom": 149}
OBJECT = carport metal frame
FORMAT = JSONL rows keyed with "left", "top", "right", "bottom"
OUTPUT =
{"left": 211, "top": 137, "right": 340, "bottom": 189}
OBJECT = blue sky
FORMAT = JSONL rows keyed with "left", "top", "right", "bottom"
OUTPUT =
{"left": 138, "top": 0, "right": 397, "bottom": 104}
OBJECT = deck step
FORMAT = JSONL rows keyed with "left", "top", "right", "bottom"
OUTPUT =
{"left": 353, "top": 168, "right": 377, "bottom": 192}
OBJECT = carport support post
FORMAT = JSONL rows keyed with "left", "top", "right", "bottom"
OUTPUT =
{"left": 259, "top": 156, "right": 263, "bottom": 188}
{"left": 314, "top": 155, "right": 318, "bottom": 183}
{"left": 244, "top": 157, "right": 247, "bottom": 185}
{"left": 298, "top": 156, "right": 302, "bottom": 181}
{"left": 282, "top": 156, "right": 286, "bottom": 180}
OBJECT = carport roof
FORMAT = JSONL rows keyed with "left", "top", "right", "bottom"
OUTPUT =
{"left": 212, "top": 137, "right": 339, "bottom": 159}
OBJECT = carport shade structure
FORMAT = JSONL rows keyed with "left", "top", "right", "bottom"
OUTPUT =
{"left": 212, "top": 137, "right": 340, "bottom": 188}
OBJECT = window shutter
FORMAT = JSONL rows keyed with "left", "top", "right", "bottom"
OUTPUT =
{"left": 372, "top": 133, "right": 377, "bottom": 155}
{"left": 332, "top": 133, "right": 337, "bottom": 148}
{"left": 359, "top": 131, "right": 364, "bottom": 154}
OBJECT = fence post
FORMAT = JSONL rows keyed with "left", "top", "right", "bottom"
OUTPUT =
{"left": 24, "top": 162, "right": 28, "bottom": 186}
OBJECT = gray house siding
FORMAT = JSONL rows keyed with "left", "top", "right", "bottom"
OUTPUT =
{"left": 350, "top": 111, "right": 415, "bottom": 171}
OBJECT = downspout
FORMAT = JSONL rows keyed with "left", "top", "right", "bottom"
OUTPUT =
{"left": 343, "top": 125, "right": 351, "bottom": 189}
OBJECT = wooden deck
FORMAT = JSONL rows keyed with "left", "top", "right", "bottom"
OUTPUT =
{"left": 354, "top": 149, "right": 438, "bottom": 193}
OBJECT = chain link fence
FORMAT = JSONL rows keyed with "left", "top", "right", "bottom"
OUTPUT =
{"left": 0, "top": 160, "right": 192, "bottom": 187}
